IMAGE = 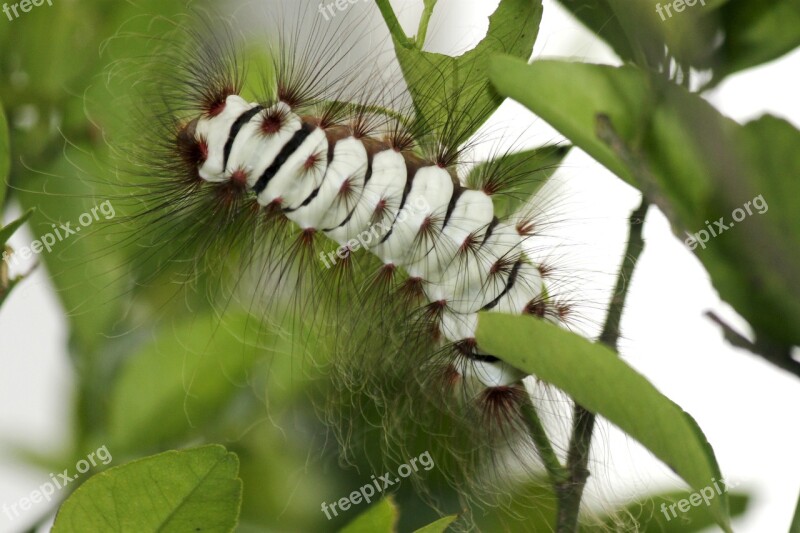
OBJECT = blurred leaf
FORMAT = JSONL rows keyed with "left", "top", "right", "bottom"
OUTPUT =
{"left": 13, "top": 147, "right": 128, "bottom": 353}
{"left": 413, "top": 515, "right": 457, "bottom": 533}
{"left": 640, "top": 100, "right": 800, "bottom": 347}
{"left": 556, "top": 0, "right": 727, "bottom": 70}
{"left": 556, "top": 0, "right": 800, "bottom": 84}
{"left": 53, "top": 445, "right": 242, "bottom": 533}
{"left": 0, "top": 207, "right": 33, "bottom": 246}
{"left": 490, "top": 58, "right": 800, "bottom": 348}
{"left": 109, "top": 313, "right": 280, "bottom": 452}
{"left": 0, "top": 103, "right": 8, "bottom": 210}
{"left": 476, "top": 313, "right": 731, "bottom": 531}
{"left": 582, "top": 490, "right": 749, "bottom": 532}
{"left": 553, "top": 0, "right": 641, "bottom": 63}
{"left": 473, "top": 479, "right": 557, "bottom": 532}
{"left": 0, "top": 208, "right": 35, "bottom": 306}
{"left": 466, "top": 145, "right": 570, "bottom": 218}
{"left": 377, "top": 0, "right": 542, "bottom": 143}
{"left": 790, "top": 490, "right": 800, "bottom": 533}
{"left": 340, "top": 497, "right": 398, "bottom": 533}
{"left": 711, "top": 0, "right": 800, "bottom": 84}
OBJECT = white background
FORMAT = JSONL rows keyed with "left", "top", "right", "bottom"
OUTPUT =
{"left": 1, "top": 1, "right": 798, "bottom": 531}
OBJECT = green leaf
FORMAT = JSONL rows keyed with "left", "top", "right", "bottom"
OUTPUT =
{"left": 380, "top": 0, "right": 542, "bottom": 143}
{"left": 0, "top": 104, "right": 8, "bottom": 211}
{"left": 711, "top": 0, "right": 800, "bottom": 84}
{"left": 489, "top": 58, "right": 648, "bottom": 186}
{"left": 583, "top": 490, "right": 750, "bottom": 532}
{"left": 413, "top": 515, "right": 457, "bottom": 533}
{"left": 0, "top": 207, "right": 34, "bottom": 247}
{"left": 552, "top": 0, "right": 640, "bottom": 63}
{"left": 466, "top": 145, "right": 570, "bottom": 218}
{"left": 475, "top": 313, "right": 731, "bottom": 531}
{"left": 52, "top": 445, "right": 242, "bottom": 533}
{"left": 340, "top": 497, "right": 398, "bottom": 533}
{"left": 109, "top": 313, "right": 280, "bottom": 452}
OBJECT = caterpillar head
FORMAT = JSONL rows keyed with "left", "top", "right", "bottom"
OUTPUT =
{"left": 176, "top": 94, "right": 254, "bottom": 185}
{"left": 174, "top": 94, "right": 307, "bottom": 200}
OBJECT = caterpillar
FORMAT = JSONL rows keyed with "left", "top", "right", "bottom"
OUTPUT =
{"left": 97, "top": 0, "right": 607, "bottom": 528}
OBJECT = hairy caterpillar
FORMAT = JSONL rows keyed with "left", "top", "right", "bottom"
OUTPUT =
{"left": 94, "top": 1, "right": 613, "bottom": 529}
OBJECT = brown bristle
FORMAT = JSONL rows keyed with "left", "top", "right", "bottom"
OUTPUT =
{"left": 304, "top": 154, "right": 321, "bottom": 172}
{"left": 176, "top": 118, "right": 207, "bottom": 170}
{"left": 442, "top": 364, "right": 462, "bottom": 389}
{"left": 350, "top": 115, "right": 373, "bottom": 139}
{"left": 454, "top": 338, "right": 477, "bottom": 357}
{"left": 261, "top": 201, "right": 286, "bottom": 224}
{"left": 422, "top": 299, "right": 447, "bottom": 334}
{"left": 525, "top": 298, "right": 547, "bottom": 318}
{"left": 214, "top": 180, "right": 247, "bottom": 207}
{"left": 459, "top": 233, "right": 480, "bottom": 255}
{"left": 205, "top": 86, "right": 236, "bottom": 117}
{"left": 517, "top": 219, "right": 536, "bottom": 235}
{"left": 538, "top": 263, "right": 553, "bottom": 278}
{"left": 489, "top": 256, "right": 515, "bottom": 276}
{"left": 371, "top": 199, "right": 388, "bottom": 222}
{"left": 432, "top": 299, "right": 447, "bottom": 309}
{"left": 300, "top": 227, "right": 316, "bottom": 246}
{"left": 482, "top": 179, "right": 500, "bottom": 196}
{"left": 375, "top": 263, "right": 396, "bottom": 284}
{"left": 277, "top": 85, "right": 303, "bottom": 109}
{"left": 397, "top": 276, "right": 425, "bottom": 307}
{"left": 230, "top": 168, "right": 249, "bottom": 187}
{"left": 338, "top": 178, "right": 353, "bottom": 198}
{"left": 385, "top": 129, "right": 415, "bottom": 152}
{"left": 260, "top": 112, "right": 284, "bottom": 136}
{"left": 480, "top": 385, "right": 526, "bottom": 426}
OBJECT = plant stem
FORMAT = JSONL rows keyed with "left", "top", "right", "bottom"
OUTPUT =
{"left": 706, "top": 311, "right": 800, "bottom": 379}
{"left": 416, "top": 0, "right": 437, "bottom": 48}
{"left": 555, "top": 197, "right": 650, "bottom": 532}
{"left": 520, "top": 398, "right": 568, "bottom": 489}
{"left": 374, "top": 0, "right": 414, "bottom": 48}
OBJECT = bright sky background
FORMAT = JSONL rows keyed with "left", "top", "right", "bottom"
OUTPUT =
{"left": 1, "top": 1, "right": 798, "bottom": 532}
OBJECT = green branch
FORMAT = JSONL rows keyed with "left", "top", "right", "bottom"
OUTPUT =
{"left": 416, "top": 0, "right": 437, "bottom": 48}
{"left": 374, "top": 0, "right": 414, "bottom": 48}
{"left": 521, "top": 398, "right": 568, "bottom": 489}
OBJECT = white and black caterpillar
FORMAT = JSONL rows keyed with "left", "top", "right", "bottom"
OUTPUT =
{"left": 117, "top": 3, "right": 583, "bottom": 519}
{"left": 180, "top": 92, "right": 554, "bottom": 388}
